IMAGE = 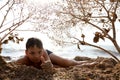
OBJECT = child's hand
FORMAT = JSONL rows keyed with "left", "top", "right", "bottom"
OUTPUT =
{"left": 40, "top": 56, "right": 45, "bottom": 63}
{"left": 40, "top": 56, "right": 53, "bottom": 70}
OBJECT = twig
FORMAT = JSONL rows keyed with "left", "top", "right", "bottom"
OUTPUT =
{"left": 0, "top": 0, "right": 14, "bottom": 29}
{"left": 0, "top": 15, "right": 31, "bottom": 42}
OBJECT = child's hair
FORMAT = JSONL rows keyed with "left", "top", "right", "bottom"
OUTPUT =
{"left": 26, "top": 37, "right": 43, "bottom": 50}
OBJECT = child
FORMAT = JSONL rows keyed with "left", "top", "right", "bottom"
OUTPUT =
{"left": 15, "top": 37, "right": 96, "bottom": 69}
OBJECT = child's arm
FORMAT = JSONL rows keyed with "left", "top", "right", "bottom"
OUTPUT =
{"left": 40, "top": 49, "right": 53, "bottom": 69}
{"left": 43, "top": 49, "right": 51, "bottom": 61}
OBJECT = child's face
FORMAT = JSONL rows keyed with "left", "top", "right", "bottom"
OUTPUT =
{"left": 25, "top": 45, "right": 43, "bottom": 63}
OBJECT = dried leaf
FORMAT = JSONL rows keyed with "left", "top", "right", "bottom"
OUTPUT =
{"left": 15, "top": 37, "right": 19, "bottom": 40}
{"left": 95, "top": 32, "right": 100, "bottom": 37}
{"left": 102, "top": 28, "right": 110, "bottom": 37}
{"left": 81, "top": 34, "right": 85, "bottom": 38}
{"left": 77, "top": 43, "right": 80, "bottom": 50}
{"left": 112, "top": 12, "right": 117, "bottom": 21}
{"left": 8, "top": 36, "right": 13, "bottom": 40}
{"left": 80, "top": 41, "right": 85, "bottom": 45}
{"left": 83, "top": 18, "right": 90, "bottom": 23}
{"left": 104, "top": 28, "right": 110, "bottom": 33}
{"left": 100, "top": 19, "right": 105, "bottom": 23}
{"left": 100, "top": 36, "right": 105, "bottom": 41}
{"left": 19, "top": 38, "right": 24, "bottom": 41}
{"left": 87, "top": 13, "right": 92, "bottom": 17}
{"left": 3, "top": 40, "right": 8, "bottom": 44}
{"left": 9, "top": 28, "right": 11, "bottom": 31}
{"left": 93, "top": 36, "right": 99, "bottom": 43}
{"left": 16, "top": 40, "right": 19, "bottom": 44}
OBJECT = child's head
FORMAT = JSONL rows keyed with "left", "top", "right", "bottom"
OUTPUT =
{"left": 25, "top": 37, "right": 44, "bottom": 63}
{"left": 26, "top": 37, "right": 43, "bottom": 50}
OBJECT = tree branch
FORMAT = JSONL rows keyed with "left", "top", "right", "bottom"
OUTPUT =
{"left": 0, "top": 0, "right": 10, "bottom": 10}
{"left": 0, "top": 0, "right": 14, "bottom": 29}
{"left": 0, "top": 15, "right": 31, "bottom": 42}
{"left": 72, "top": 37, "right": 120, "bottom": 63}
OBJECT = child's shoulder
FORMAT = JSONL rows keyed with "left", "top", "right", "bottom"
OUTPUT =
{"left": 15, "top": 56, "right": 29, "bottom": 65}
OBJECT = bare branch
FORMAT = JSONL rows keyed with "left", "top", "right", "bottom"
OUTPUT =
{"left": 72, "top": 37, "right": 120, "bottom": 62}
{"left": 0, "top": 15, "right": 31, "bottom": 42}
{"left": 0, "top": 0, "right": 14, "bottom": 29}
{"left": 0, "top": 0, "right": 10, "bottom": 10}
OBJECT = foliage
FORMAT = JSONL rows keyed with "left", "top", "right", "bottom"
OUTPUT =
{"left": 54, "top": 0, "right": 120, "bottom": 62}
{"left": 31, "top": 0, "right": 120, "bottom": 62}
{"left": 0, "top": 0, "right": 33, "bottom": 64}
